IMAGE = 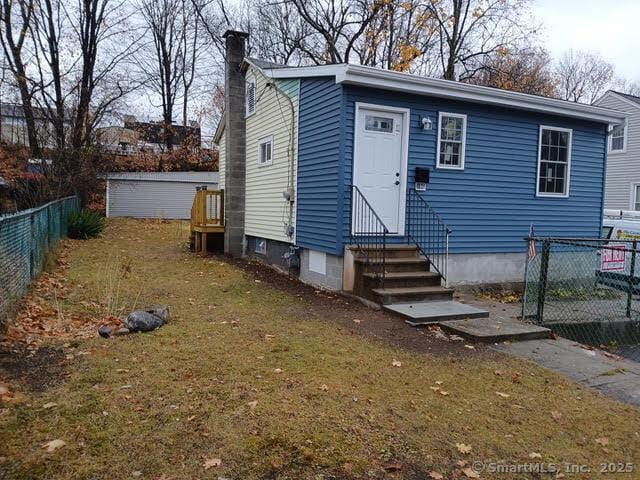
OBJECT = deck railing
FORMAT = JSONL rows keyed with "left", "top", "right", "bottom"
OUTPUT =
{"left": 191, "top": 187, "right": 224, "bottom": 230}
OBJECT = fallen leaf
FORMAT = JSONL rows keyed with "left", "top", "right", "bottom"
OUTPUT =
{"left": 132, "top": 471, "right": 142, "bottom": 477}
{"left": 462, "top": 466, "right": 481, "bottom": 478}
{"left": 551, "top": 410, "right": 562, "bottom": 421}
{"left": 319, "top": 384, "right": 329, "bottom": 391}
{"left": 495, "top": 391, "right": 510, "bottom": 398}
{"left": 247, "top": 400, "right": 258, "bottom": 409}
{"left": 382, "top": 461, "right": 402, "bottom": 472}
{"left": 464, "top": 344, "right": 475, "bottom": 350}
{"left": 42, "top": 439, "right": 66, "bottom": 452}
{"left": 274, "top": 368, "right": 283, "bottom": 374}
{"left": 529, "top": 452, "right": 542, "bottom": 458}
{"left": 456, "top": 443, "right": 472, "bottom": 454}
{"left": 438, "top": 390, "right": 449, "bottom": 396}
{"left": 42, "top": 402, "right": 57, "bottom": 409}
{"left": 428, "top": 472, "right": 444, "bottom": 480}
{"left": 203, "top": 458, "right": 222, "bottom": 470}
{"left": 392, "top": 359, "right": 402, "bottom": 367}
{"left": 595, "top": 437, "right": 609, "bottom": 446}
{"left": 494, "top": 370, "right": 504, "bottom": 376}
{"left": 353, "top": 319, "right": 362, "bottom": 324}
{"left": 430, "top": 386, "right": 440, "bottom": 392}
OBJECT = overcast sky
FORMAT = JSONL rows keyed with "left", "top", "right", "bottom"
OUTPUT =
{"left": 532, "top": 0, "right": 640, "bottom": 80}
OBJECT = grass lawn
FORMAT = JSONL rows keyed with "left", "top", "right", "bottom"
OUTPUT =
{"left": 1, "top": 219, "right": 639, "bottom": 479}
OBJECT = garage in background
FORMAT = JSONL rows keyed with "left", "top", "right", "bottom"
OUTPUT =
{"left": 105, "top": 172, "right": 219, "bottom": 219}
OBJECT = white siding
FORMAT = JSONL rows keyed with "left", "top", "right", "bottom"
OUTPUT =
{"left": 106, "top": 173, "right": 218, "bottom": 219}
{"left": 595, "top": 93, "right": 640, "bottom": 209}
{"left": 218, "top": 131, "right": 226, "bottom": 190}
{"left": 245, "top": 66, "right": 299, "bottom": 243}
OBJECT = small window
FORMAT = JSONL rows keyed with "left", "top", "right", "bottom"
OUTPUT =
{"left": 246, "top": 79, "right": 256, "bottom": 116}
{"left": 436, "top": 112, "right": 466, "bottom": 169}
{"left": 255, "top": 238, "right": 266, "bottom": 255}
{"left": 634, "top": 185, "right": 640, "bottom": 211}
{"left": 537, "top": 126, "right": 572, "bottom": 197}
{"left": 365, "top": 115, "right": 393, "bottom": 133}
{"left": 258, "top": 136, "right": 273, "bottom": 166}
{"left": 610, "top": 123, "right": 626, "bottom": 153}
{"left": 602, "top": 226, "right": 613, "bottom": 239}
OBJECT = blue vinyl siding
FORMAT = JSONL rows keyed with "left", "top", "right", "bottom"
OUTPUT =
{"left": 341, "top": 85, "right": 607, "bottom": 254}
{"left": 296, "top": 78, "right": 344, "bottom": 253}
{"left": 296, "top": 80, "right": 607, "bottom": 256}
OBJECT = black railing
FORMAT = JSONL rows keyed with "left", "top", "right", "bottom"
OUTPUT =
{"left": 406, "top": 188, "right": 451, "bottom": 283}
{"left": 350, "top": 185, "right": 390, "bottom": 287}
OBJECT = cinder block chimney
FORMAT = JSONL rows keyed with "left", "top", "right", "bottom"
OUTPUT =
{"left": 223, "top": 30, "right": 249, "bottom": 257}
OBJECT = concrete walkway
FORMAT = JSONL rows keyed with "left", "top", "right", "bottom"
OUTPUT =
{"left": 494, "top": 338, "right": 640, "bottom": 406}
{"left": 457, "top": 291, "right": 640, "bottom": 407}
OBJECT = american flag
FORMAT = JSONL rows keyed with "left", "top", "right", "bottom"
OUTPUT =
{"left": 528, "top": 224, "right": 537, "bottom": 261}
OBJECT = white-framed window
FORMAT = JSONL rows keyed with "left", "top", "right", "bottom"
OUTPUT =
{"left": 633, "top": 184, "right": 640, "bottom": 211}
{"left": 258, "top": 136, "right": 273, "bottom": 166}
{"left": 436, "top": 112, "right": 467, "bottom": 170}
{"left": 609, "top": 122, "right": 627, "bottom": 153}
{"left": 246, "top": 78, "right": 256, "bottom": 116}
{"left": 536, "top": 126, "right": 572, "bottom": 198}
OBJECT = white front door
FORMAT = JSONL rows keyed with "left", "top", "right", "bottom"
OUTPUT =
{"left": 353, "top": 104, "right": 408, "bottom": 234}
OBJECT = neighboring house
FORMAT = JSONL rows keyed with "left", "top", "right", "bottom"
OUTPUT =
{"left": 95, "top": 126, "right": 140, "bottom": 155}
{"left": 124, "top": 116, "right": 201, "bottom": 152}
{"left": 594, "top": 91, "right": 640, "bottom": 211}
{"left": 215, "top": 30, "right": 624, "bottom": 297}
{"left": 0, "top": 103, "right": 69, "bottom": 148}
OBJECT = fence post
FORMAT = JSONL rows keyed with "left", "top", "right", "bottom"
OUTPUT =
{"left": 626, "top": 240, "right": 637, "bottom": 318}
{"left": 536, "top": 240, "right": 551, "bottom": 324}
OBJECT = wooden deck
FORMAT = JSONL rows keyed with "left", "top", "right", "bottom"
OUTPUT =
{"left": 190, "top": 188, "right": 224, "bottom": 253}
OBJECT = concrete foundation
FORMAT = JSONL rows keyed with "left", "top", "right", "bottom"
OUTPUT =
{"left": 245, "top": 235, "right": 298, "bottom": 273}
{"left": 300, "top": 248, "right": 344, "bottom": 290}
{"left": 447, "top": 252, "right": 526, "bottom": 286}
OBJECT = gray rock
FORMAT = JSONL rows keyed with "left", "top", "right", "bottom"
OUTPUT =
{"left": 114, "top": 327, "right": 130, "bottom": 336}
{"left": 98, "top": 326, "right": 113, "bottom": 338}
{"left": 124, "top": 305, "right": 170, "bottom": 333}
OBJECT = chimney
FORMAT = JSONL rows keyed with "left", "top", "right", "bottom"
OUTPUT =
{"left": 222, "top": 30, "right": 249, "bottom": 257}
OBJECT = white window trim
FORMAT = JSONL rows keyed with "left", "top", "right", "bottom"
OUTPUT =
{"left": 631, "top": 183, "right": 640, "bottom": 211}
{"left": 435, "top": 112, "right": 467, "bottom": 170}
{"left": 246, "top": 78, "right": 256, "bottom": 117}
{"left": 608, "top": 121, "right": 628, "bottom": 154}
{"left": 257, "top": 135, "right": 274, "bottom": 167}
{"left": 536, "top": 125, "right": 572, "bottom": 198}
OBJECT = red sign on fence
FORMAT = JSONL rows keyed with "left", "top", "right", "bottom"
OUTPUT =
{"left": 601, "top": 245, "right": 626, "bottom": 271}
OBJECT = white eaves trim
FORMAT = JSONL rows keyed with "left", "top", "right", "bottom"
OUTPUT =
{"left": 261, "top": 62, "right": 626, "bottom": 125}
{"left": 594, "top": 91, "right": 640, "bottom": 112}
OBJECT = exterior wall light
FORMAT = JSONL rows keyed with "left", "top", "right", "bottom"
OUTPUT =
{"left": 421, "top": 116, "right": 432, "bottom": 130}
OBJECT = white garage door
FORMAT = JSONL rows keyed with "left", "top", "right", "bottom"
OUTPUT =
{"left": 106, "top": 172, "right": 219, "bottom": 220}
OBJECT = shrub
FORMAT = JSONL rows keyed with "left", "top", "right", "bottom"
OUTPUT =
{"left": 68, "top": 209, "right": 105, "bottom": 239}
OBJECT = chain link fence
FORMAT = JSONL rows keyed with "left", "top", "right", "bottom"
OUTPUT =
{"left": 523, "top": 237, "right": 640, "bottom": 361}
{"left": 0, "top": 196, "right": 79, "bottom": 326}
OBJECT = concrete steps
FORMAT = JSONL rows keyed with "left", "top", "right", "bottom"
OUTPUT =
{"left": 384, "top": 300, "right": 490, "bottom": 324}
{"left": 372, "top": 285, "right": 454, "bottom": 304}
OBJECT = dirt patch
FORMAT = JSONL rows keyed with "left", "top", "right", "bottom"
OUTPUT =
{"left": 225, "top": 256, "right": 500, "bottom": 359}
{"left": 0, "top": 344, "right": 68, "bottom": 392}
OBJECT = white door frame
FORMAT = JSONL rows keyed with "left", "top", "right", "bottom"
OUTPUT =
{"left": 352, "top": 102, "right": 410, "bottom": 235}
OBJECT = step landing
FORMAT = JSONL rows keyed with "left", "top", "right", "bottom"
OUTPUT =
{"left": 384, "top": 300, "right": 489, "bottom": 324}
{"left": 439, "top": 317, "right": 552, "bottom": 343}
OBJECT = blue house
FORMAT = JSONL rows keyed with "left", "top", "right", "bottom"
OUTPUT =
{"left": 215, "top": 31, "right": 625, "bottom": 308}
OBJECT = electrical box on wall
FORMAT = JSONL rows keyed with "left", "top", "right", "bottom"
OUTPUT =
{"left": 415, "top": 167, "right": 429, "bottom": 191}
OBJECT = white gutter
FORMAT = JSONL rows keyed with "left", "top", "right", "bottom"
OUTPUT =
{"left": 265, "top": 62, "right": 626, "bottom": 125}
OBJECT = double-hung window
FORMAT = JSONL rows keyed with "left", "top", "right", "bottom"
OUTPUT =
{"left": 436, "top": 112, "right": 467, "bottom": 169}
{"left": 258, "top": 136, "right": 273, "bottom": 166}
{"left": 537, "top": 126, "right": 572, "bottom": 197}
{"left": 634, "top": 185, "right": 640, "bottom": 211}
{"left": 609, "top": 123, "right": 626, "bottom": 153}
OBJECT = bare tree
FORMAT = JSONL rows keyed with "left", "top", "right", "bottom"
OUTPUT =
{"left": 422, "top": 0, "right": 535, "bottom": 81}
{"left": 0, "top": 0, "right": 41, "bottom": 155}
{"left": 555, "top": 50, "right": 614, "bottom": 104}
{"left": 469, "top": 47, "right": 557, "bottom": 97}
{"left": 140, "top": 0, "right": 186, "bottom": 150}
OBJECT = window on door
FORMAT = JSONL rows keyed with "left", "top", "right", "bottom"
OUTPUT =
{"left": 537, "top": 126, "right": 572, "bottom": 197}
{"left": 609, "top": 123, "right": 626, "bottom": 153}
{"left": 436, "top": 112, "right": 467, "bottom": 170}
{"left": 634, "top": 185, "right": 640, "bottom": 211}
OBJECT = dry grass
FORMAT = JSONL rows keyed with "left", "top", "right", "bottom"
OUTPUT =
{"left": 1, "top": 219, "right": 639, "bottom": 479}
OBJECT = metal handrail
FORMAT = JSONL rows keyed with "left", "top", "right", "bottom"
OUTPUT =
{"left": 350, "top": 185, "right": 390, "bottom": 287}
{"left": 406, "top": 188, "right": 451, "bottom": 284}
